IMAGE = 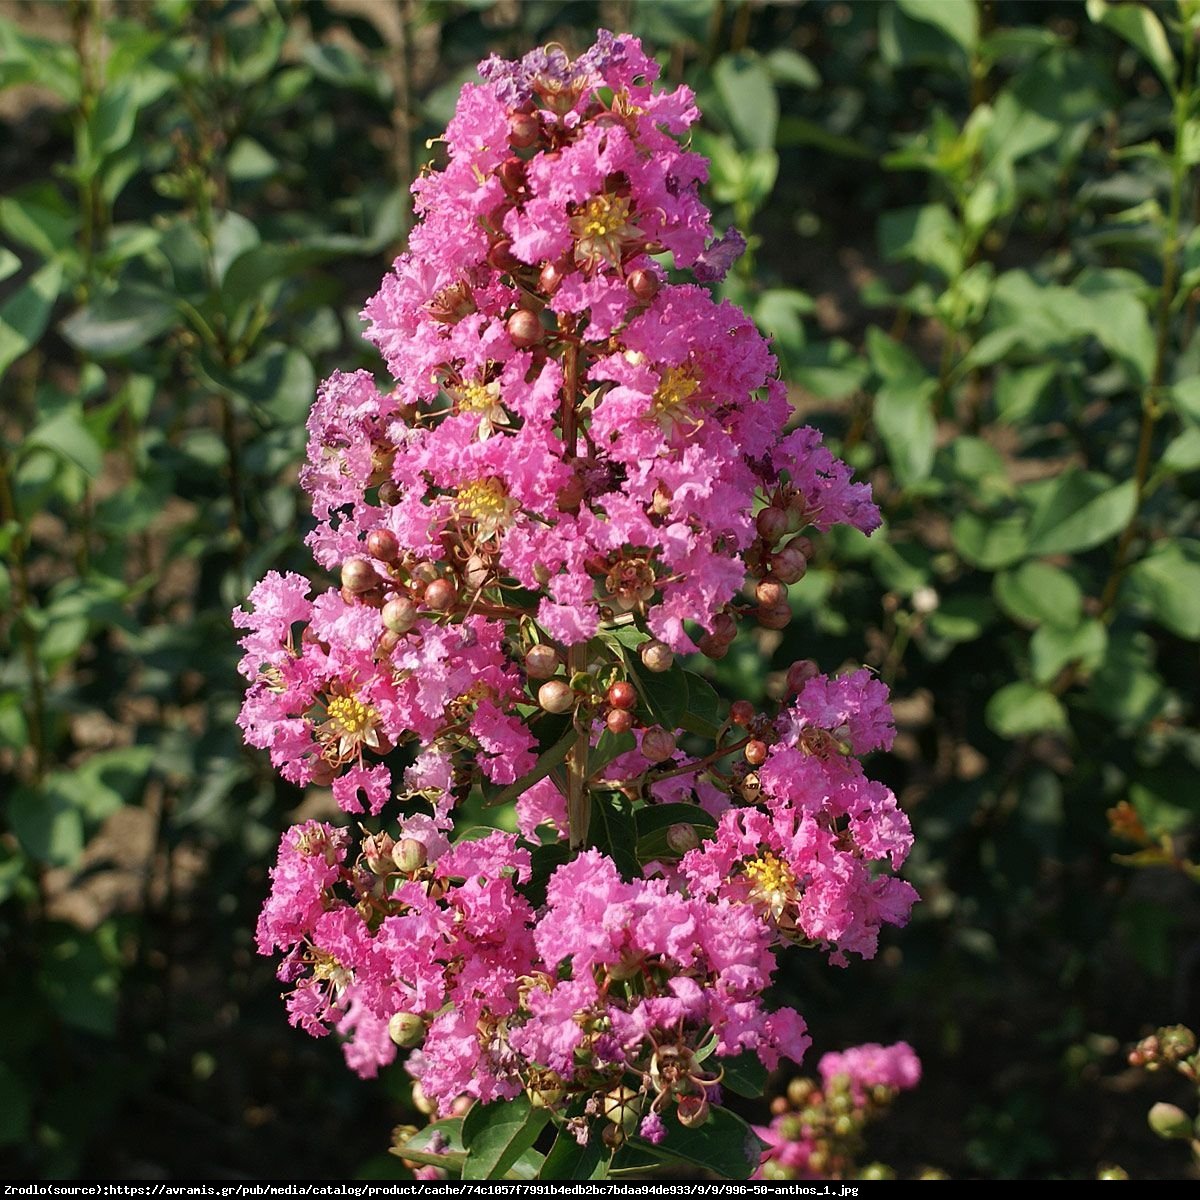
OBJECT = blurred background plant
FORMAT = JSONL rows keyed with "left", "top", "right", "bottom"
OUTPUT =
{"left": 0, "top": 0, "right": 1197, "bottom": 1180}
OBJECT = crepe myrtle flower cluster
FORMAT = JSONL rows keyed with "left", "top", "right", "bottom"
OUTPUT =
{"left": 756, "top": 1043, "right": 922, "bottom": 1180}
{"left": 235, "top": 32, "right": 916, "bottom": 1151}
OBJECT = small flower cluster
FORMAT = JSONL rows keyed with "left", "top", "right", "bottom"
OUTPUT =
{"left": 755, "top": 1043, "right": 921, "bottom": 1180}
{"left": 236, "top": 32, "right": 916, "bottom": 1154}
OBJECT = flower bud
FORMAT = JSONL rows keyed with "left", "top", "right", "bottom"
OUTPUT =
{"left": 755, "top": 576, "right": 787, "bottom": 608}
{"left": 772, "top": 546, "right": 807, "bottom": 585}
{"left": 487, "top": 238, "right": 521, "bottom": 273}
{"left": 757, "top": 601, "right": 792, "bottom": 630}
{"left": 310, "top": 759, "right": 336, "bottom": 787}
{"left": 366, "top": 528, "right": 399, "bottom": 563}
{"left": 392, "top": 837, "right": 428, "bottom": 874}
{"left": 744, "top": 739, "right": 768, "bottom": 766}
{"left": 363, "top": 831, "right": 396, "bottom": 874}
{"left": 601, "top": 1124, "right": 625, "bottom": 1150}
{"left": 607, "top": 681, "right": 637, "bottom": 710}
{"left": 377, "top": 480, "right": 401, "bottom": 506}
{"left": 509, "top": 109, "right": 541, "bottom": 148}
{"left": 730, "top": 700, "right": 754, "bottom": 727}
{"left": 388, "top": 1012, "right": 426, "bottom": 1048}
{"left": 606, "top": 708, "right": 634, "bottom": 735}
{"left": 411, "top": 1082, "right": 436, "bottom": 1116}
{"left": 697, "top": 634, "right": 728, "bottom": 660}
{"left": 627, "top": 268, "right": 659, "bottom": 303}
{"left": 791, "top": 535, "right": 815, "bottom": 560}
{"left": 555, "top": 472, "right": 586, "bottom": 512}
{"left": 524, "top": 644, "right": 560, "bottom": 680}
{"left": 666, "top": 823, "right": 699, "bottom": 855}
{"left": 639, "top": 641, "right": 674, "bottom": 673}
{"left": 463, "top": 554, "right": 490, "bottom": 592}
{"left": 756, "top": 506, "right": 788, "bottom": 543}
{"left": 424, "top": 578, "right": 457, "bottom": 612}
{"left": 786, "top": 659, "right": 820, "bottom": 694}
{"left": 341, "top": 557, "right": 377, "bottom": 593}
{"left": 641, "top": 727, "right": 677, "bottom": 762}
{"left": 676, "top": 1093, "right": 709, "bottom": 1128}
{"left": 711, "top": 612, "right": 737, "bottom": 644}
{"left": 506, "top": 309, "right": 544, "bottom": 348}
{"left": 526, "top": 1070, "right": 566, "bottom": 1110}
{"left": 382, "top": 596, "right": 418, "bottom": 634}
{"left": 1148, "top": 1101, "right": 1194, "bottom": 1140}
{"left": 538, "top": 260, "right": 565, "bottom": 296}
{"left": 538, "top": 680, "right": 575, "bottom": 714}
{"left": 498, "top": 155, "right": 526, "bottom": 194}
{"left": 860, "top": 1163, "right": 895, "bottom": 1181}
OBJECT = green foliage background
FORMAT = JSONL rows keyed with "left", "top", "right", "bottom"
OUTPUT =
{"left": 1, "top": 0, "right": 1198, "bottom": 1180}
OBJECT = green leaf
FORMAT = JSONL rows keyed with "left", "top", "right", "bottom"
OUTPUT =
{"left": 1030, "top": 619, "right": 1107, "bottom": 685}
{"left": 9, "top": 785, "right": 85, "bottom": 866}
{"left": 634, "top": 802, "right": 717, "bottom": 863}
{"left": 952, "top": 511, "right": 1029, "bottom": 570}
{"left": 879, "top": 203, "right": 963, "bottom": 280}
{"left": 0, "top": 246, "right": 20, "bottom": 282}
{"left": 87, "top": 80, "right": 140, "bottom": 160}
{"left": 39, "top": 925, "right": 122, "bottom": 1037}
{"left": 200, "top": 343, "right": 316, "bottom": 425}
{"left": 927, "top": 594, "right": 996, "bottom": 643}
{"left": 0, "top": 1063, "right": 31, "bottom": 1147}
{"left": 897, "top": 0, "right": 979, "bottom": 53}
{"left": 211, "top": 211, "right": 261, "bottom": 286}
{"left": 1126, "top": 543, "right": 1200, "bottom": 639}
{"left": 0, "top": 184, "right": 79, "bottom": 260}
{"left": 719, "top": 1051, "right": 770, "bottom": 1098}
{"left": 986, "top": 682, "right": 1069, "bottom": 739}
{"left": 680, "top": 670, "right": 724, "bottom": 738}
{"left": 461, "top": 1096, "right": 550, "bottom": 1180}
{"left": 628, "top": 658, "right": 688, "bottom": 731}
{"left": 538, "top": 1128, "right": 609, "bottom": 1180}
{"left": 764, "top": 47, "right": 820, "bottom": 89}
{"left": 23, "top": 407, "right": 104, "bottom": 477}
{"left": 875, "top": 376, "right": 937, "bottom": 486}
{"left": 0, "top": 261, "right": 63, "bottom": 379}
{"left": 1087, "top": 0, "right": 1176, "bottom": 91}
{"left": 1085, "top": 631, "right": 1164, "bottom": 725}
{"left": 60, "top": 286, "right": 177, "bottom": 357}
{"left": 632, "top": 1104, "right": 764, "bottom": 1179}
{"left": 1025, "top": 472, "right": 1136, "bottom": 556}
{"left": 994, "top": 363, "right": 1057, "bottom": 424}
{"left": 590, "top": 728, "right": 636, "bottom": 775}
{"left": 993, "top": 562, "right": 1083, "bottom": 630}
{"left": 590, "top": 795, "right": 640, "bottom": 880}
{"left": 713, "top": 51, "right": 778, "bottom": 151}
{"left": 303, "top": 41, "right": 391, "bottom": 102}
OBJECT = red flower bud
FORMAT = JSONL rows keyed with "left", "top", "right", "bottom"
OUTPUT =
{"left": 506, "top": 308, "right": 544, "bottom": 348}
{"left": 367, "top": 528, "right": 399, "bottom": 562}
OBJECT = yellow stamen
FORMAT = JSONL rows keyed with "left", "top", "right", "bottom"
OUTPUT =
{"left": 455, "top": 477, "right": 514, "bottom": 531}
{"left": 459, "top": 380, "right": 498, "bottom": 412}
{"left": 578, "top": 194, "right": 632, "bottom": 238}
{"left": 744, "top": 851, "right": 797, "bottom": 920}
{"left": 326, "top": 695, "right": 378, "bottom": 737}
{"left": 653, "top": 365, "right": 700, "bottom": 411}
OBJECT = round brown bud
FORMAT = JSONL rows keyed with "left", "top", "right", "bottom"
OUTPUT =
{"left": 424, "top": 578, "right": 457, "bottom": 612}
{"left": 601, "top": 1124, "right": 625, "bottom": 1150}
{"left": 377, "top": 629, "right": 401, "bottom": 655}
{"left": 711, "top": 612, "right": 737, "bottom": 644}
{"left": 606, "top": 707, "right": 634, "bottom": 735}
{"left": 509, "top": 110, "right": 541, "bottom": 149}
{"left": 744, "top": 739, "right": 768, "bottom": 766}
{"left": 755, "top": 576, "right": 787, "bottom": 608}
{"left": 556, "top": 472, "right": 585, "bottom": 512}
{"left": 538, "top": 260, "right": 565, "bottom": 296}
{"left": 791, "top": 535, "right": 815, "bottom": 560}
{"left": 757, "top": 601, "right": 792, "bottom": 630}
{"left": 341, "top": 557, "right": 377, "bottom": 593}
{"left": 607, "top": 681, "right": 637, "bottom": 710}
{"left": 627, "top": 268, "right": 659, "bottom": 304}
{"left": 388, "top": 1011, "right": 426, "bottom": 1048}
{"left": 382, "top": 596, "right": 418, "bottom": 634}
{"left": 498, "top": 156, "right": 526, "bottom": 194}
{"left": 392, "top": 837, "right": 428, "bottom": 874}
{"left": 487, "top": 238, "right": 521, "bottom": 273}
{"left": 698, "top": 634, "right": 729, "bottom": 660}
{"left": 377, "top": 480, "right": 401, "bottom": 506}
{"left": 639, "top": 641, "right": 674, "bottom": 673}
{"left": 367, "top": 528, "right": 399, "bottom": 562}
{"left": 665, "top": 823, "right": 700, "bottom": 855}
{"left": 310, "top": 759, "right": 336, "bottom": 787}
{"left": 772, "top": 546, "right": 807, "bottom": 585}
{"left": 506, "top": 308, "right": 544, "bottom": 348}
{"left": 786, "top": 659, "right": 820, "bottom": 694}
{"left": 730, "top": 700, "right": 754, "bottom": 727}
{"left": 538, "top": 679, "right": 575, "bottom": 714}
{"left": 641, "top": 727, "right": 677, "bottom": 762}
{"left": 756, "top": 506, "right": 788, "bottom": 543}
{"left": 524, "top": 644, "right": 560, "bottom": 680}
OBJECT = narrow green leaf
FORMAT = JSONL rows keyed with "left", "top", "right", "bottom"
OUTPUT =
{"left": 1025, "top": 472, "right": 1136, "bottom": 556}
{"left": 590, "top": 795, "right": 640, "bottom": 881}
{"left": 0, "top": 261, "right": 63, "bottom": 379}
{"left": 461, "top": 1096, "right": 550, "bottom": 1180}
{"left": 1087, "top": 0, "right": 1176, "bottom": 91}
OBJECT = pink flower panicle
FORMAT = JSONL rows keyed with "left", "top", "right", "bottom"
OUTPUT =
{"left": 236, "top": 31, "right": 916, "bottom": 1149}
